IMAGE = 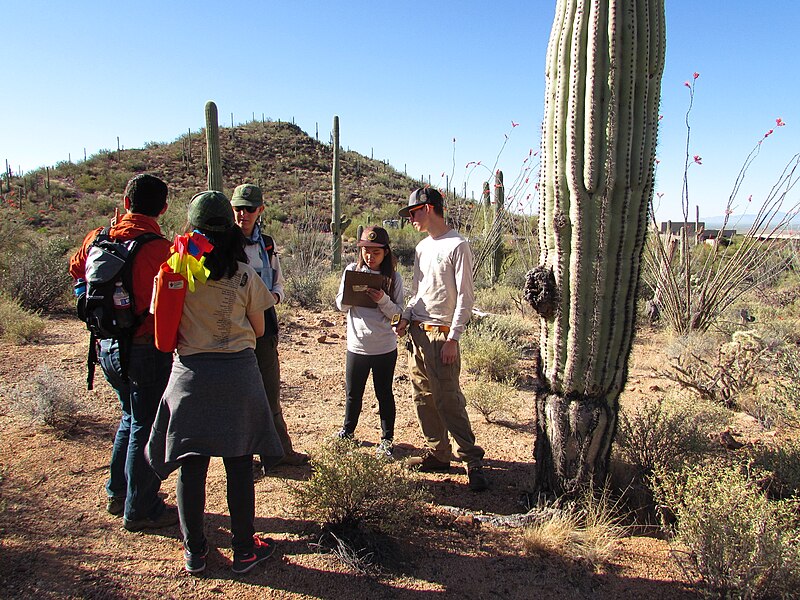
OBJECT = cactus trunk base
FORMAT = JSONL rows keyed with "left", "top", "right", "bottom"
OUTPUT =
{"left": 531, "top": 389, "right": 618, "bottom": 497}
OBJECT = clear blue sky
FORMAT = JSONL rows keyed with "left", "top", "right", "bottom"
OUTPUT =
{"left": 3, "top": 1, "right": 798, "bottom": 221}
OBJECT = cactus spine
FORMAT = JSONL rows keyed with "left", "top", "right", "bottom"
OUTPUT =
{"left": 330, "top": 116, "right": 350, "bottom": 270}
{"left": 526, "top": 0, "right": 665, "bottom": 495}
{"left": 205, "top": 101, "right": 223, "bottom": 192}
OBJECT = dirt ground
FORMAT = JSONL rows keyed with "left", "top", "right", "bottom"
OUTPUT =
{"left": 0, "top": 310, "right": 723, "bottom": 599}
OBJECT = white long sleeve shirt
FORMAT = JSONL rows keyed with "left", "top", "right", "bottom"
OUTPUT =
{"left": 402, "top": 229, "right": 474, "bottom": 341}
{"left": 336, "top": 264, "right": 404, "bottom": 355}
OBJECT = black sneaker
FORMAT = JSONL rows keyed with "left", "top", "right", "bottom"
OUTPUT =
{"left": 106, "top": 496, "right": 125, "bottom": 517}
{"left": 123, "top": 506, "right": 179, "bottom": 532}
{"left": 184, "top": 543, "right": 208, "bottom": 574}
{"left": 467, "top": 466, "right": 489, "bottom": 492}
{"left": 232, "top": 536, "right": 276, "bottom": 574}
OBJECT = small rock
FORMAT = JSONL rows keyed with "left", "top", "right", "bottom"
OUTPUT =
{"left": 718, "top": 429, "right": 745, "bottom": 450}
{"left": 302, "top": 370, "right": 317, "bottom": 380}
{"left": 649, "top": 384, "right": 662, "bottom": 392}
{"left": 300, "top": 332, "right": 309, "bottom": 338}
{"left": 318, "top": 319, "right": 334, "bottom": 327}
{"left": 454, "top": 514, "right": 478, "bottom": 528}
{"left": 317, "top": 335, "right": 327, "bottom": 343}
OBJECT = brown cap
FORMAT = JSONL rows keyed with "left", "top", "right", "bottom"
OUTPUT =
{"left": 357, "top": 226, "right": 390, "bottom": 248}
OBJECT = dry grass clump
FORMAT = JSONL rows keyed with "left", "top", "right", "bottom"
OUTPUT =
{"left": 0, "top": 295, "right": 46, "bottom": 343}
{"left": 522, "top": 488, "right": 626, "bottom": 569}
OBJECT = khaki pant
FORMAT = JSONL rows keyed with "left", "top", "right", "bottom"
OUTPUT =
{"left": 408, "top": 323, "right": 484, "bottom": 468}
{"left": 254, "top": 333, "right": 293, "bottom": 454}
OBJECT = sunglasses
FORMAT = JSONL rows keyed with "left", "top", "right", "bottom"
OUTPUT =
{"left": 233, "top": 205, "right": 259, "bottom": 214}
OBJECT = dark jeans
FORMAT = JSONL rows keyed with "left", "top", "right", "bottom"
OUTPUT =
{"left": 100, "top": 339, "right": 172, "bottom": 520}
{"left": 177, "top": 454, "right": 255, "bottom": 554}
{"left": 343, "top": 349, "right": 397, "bottom": 440}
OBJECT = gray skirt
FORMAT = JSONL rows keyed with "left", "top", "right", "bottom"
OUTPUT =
{"left": 146, "top": 348, "right": 284, "bottom": 479}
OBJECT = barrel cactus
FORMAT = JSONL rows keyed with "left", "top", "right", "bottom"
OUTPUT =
{"left": 205, "top": 101, "right": 223, "bottom": 192}
{"left": 525, "top": 0, "right": 665, "bottom": 495}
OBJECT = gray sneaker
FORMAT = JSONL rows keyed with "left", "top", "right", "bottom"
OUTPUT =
{"left": 376, "top": 439, "right": 394, "bottom": 459}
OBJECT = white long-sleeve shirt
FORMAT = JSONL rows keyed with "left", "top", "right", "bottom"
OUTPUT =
{"left": 336, "top": 264, "right": 404, "bottom": 355}
{"left": 402, "top": 229, "right": 474, "bottom": 341}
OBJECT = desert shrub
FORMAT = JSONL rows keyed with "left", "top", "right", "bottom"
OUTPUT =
{"left": 462, "top": 377, "right": 517, "bottom": 423}
{"left": 319, "top": 271, "right": 342, "bottom": 310}
{"left": 3, "top": 238, "right": 71, "bottom": 312}
{"left": 283, "top": 218, "right": 328, "bottom": 309}
{"left": 468, "top": 312, "right": 536, "bottom": 348}
{"left": 748, "top": 438, "right": 800, "bottom": 500}
{"left": 615, "top": 392, "right": 729, "bottom": 477}
{"left": 474, "top": 284, "right": 520, "bottom": 314}
{"left": 652, "top": 461, "right": 800, "bottom": 599}
{"left": 523, "top": 487, "right": 626, "bottom": 568}
{"left": 289, "top": 438, "right": 426, "bottom": 534}
{"left": 0, "top": 295, "right": 46, "bottom": 343}
{"left": 460, "top": 330, "right": 519, "bottom": 381}
{"left": 12, "top": 366, "right": 80, "bottom": 430}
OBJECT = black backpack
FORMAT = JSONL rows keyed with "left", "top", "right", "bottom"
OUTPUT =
{"left": 76, "top": 227, "right": 160, "bottom": 389}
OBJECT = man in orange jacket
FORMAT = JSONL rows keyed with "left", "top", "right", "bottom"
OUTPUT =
{"left": 69, "top": 174, "right": 177, "bottom": 531}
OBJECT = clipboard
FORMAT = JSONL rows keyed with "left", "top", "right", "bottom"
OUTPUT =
{"left": 342, "top": 270, "right": 385, "bottom": 308}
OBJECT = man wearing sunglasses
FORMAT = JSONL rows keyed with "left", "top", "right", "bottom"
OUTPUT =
{"left": 231, "top": 184, "right": 309, "bottom": 472}
{"left": 395, "top": 187, "right": 488, "bottom": 492}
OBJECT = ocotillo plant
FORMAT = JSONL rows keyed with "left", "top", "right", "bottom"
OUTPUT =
{"left": 330, "top": 115, "right": 350, "bottom": 270}
{"left": 490, "top": 170, "right": 505, "bottom": 284}
{"left": 205, "top": 101, "right": 223, "bottom": 192}
{"left": 524, "top": 0, "right": 665, "bottom": 496}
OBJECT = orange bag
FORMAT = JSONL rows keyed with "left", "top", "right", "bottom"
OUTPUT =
{"left": 151, "top": 263, "right": 187, "bottom": 352}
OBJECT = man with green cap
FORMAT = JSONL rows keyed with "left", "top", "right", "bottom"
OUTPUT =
{"left": 230, "top": 183, "right": 308, "bottom": 471}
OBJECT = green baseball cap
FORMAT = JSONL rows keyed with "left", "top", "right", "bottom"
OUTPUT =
{"left": 188, "top": 191, "right": 235, "bottom": 232}
{"left": 230, "top": 183, "right": 263, "bottom": 208}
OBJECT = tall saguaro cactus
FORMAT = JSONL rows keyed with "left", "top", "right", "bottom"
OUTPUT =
{"left": 205, "top": 101, "right": 223, "bottom": 192}
{"left": 524, "top": 0, "right": 665, "bottom": 495}
{"left": 490, "top": 170, "right": 505, "bottom": 284}
{"left": 330, "top": 115, "right": 350, "bottom": 270}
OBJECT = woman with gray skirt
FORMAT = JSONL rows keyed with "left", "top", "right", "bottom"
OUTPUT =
{"left": 147, "top": 191, "right": 284, "bottom": 575}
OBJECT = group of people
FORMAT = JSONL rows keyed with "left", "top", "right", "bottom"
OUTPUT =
{"left": 69, "top": 175, "right": 488, "bottom": 576}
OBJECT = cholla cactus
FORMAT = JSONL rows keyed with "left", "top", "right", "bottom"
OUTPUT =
{"left": 525, "top": 0, "right": 666, "bottom": 495}
{"left": 205, "top": 101, "right": 223, "bottom": 192}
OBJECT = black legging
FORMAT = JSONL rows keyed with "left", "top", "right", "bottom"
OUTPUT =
{"left": 177, "top": 454, "right": 255, "bottom": 554}
{"left": 342, "top": 349, "right": 397, "bottom": 440}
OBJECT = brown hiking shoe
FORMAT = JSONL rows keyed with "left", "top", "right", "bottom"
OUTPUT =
{"left": 279, "top": 451, "right": 310, "bottom": 466}
{"left": 407, "top": 452, "right": 451, "bottom": 472}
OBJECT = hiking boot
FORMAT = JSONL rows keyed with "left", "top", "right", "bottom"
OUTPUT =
{"left": 467, "top": 466, "right": 489, "bottom": 492}
{"left": 376, "top": 439, "right": 394, "bottom": 459}
{"left": 407, "top": 451, "right": 450, "bottom": 472}
{"left": 279, "top": 451, "right": 310, "bottom": 466}
{"left": 184, "top": 543, "right": 209, "bottom": 574}
{"left": 123, "top": 506, "right": 178, "bottom": 532}
{"left": 106, "top": 496, "right": 125, "bottom": 517}
{"left": 232, "top": 536, "right": 276, "bottom": 574}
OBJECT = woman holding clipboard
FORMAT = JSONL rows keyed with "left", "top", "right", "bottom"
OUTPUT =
{"left": 335, "top": 226, "right": 404, "bottom": 457}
